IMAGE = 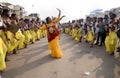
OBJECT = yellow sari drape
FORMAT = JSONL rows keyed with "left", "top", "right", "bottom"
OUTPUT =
{"left": 0, "top": 37, "right": 7, "bottom": 71}
{"left": 86, "top": 30, "right": 94, "bottom": 44}
{"left": 5, "top": 31, "right": 18, "bottom": 52}
{"left": 105, "top": 31, "right": 117, "bottom": 53}
{"left": 23, "top": 30, "right": 32, "bottom": 45}
{"left": 0, "top": 30, "right": 9, "bottom": 52}
{"left": 75, "top": 29, "right": 82, "bottom": 41}
{"left": 15, "top": 30, "right": 25, "bottom": 49}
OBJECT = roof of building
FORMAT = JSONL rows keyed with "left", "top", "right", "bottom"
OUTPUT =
{"left": 29, "top": 13, "right": 39, "bottom": 17}
{"left": 0, "top": 2, "right": 13, "bottom": 6}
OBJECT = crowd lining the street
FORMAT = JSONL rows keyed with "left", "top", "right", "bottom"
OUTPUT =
{"left": 0, "top": 5, "right": 49, "bottom": 75}
{"left": 63, "top": 12, "right": 120, "bottom": 55}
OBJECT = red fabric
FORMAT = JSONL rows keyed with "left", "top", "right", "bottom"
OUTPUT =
{"left": 48, "top": 28, "right": 59, "bottom": 42}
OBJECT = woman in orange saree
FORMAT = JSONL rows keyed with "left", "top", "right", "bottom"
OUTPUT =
{"left": 40, "top": 9, "right": 65, "bottom": 58}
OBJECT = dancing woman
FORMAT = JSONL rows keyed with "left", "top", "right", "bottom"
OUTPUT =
{"left": 39, "top": 9, "right": 65, "bottom": 58}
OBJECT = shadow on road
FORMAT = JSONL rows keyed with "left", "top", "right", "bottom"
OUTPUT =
{"left": 68, "top": 36, "right": 120, "bottom": 78}
{"left": 16, "top": 43, "right": 48, "bottom": 64}
{"left": 3, "top": 54, "right": 55, "bottom": 78}
{"left": 60, "top": 34, "right": 79, "bottom": 51}
{"left": 3, "top": 39, "right": 55, "bottom": 78}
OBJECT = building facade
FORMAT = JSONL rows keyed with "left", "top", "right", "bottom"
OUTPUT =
{"left": 13, "top": 5, "right": 25, "bottom": 19}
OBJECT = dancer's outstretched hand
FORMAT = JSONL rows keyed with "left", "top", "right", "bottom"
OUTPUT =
{"left": 57, "top": 8, "right": 61, "bottom": 12}
{"left": 56, "top": 8, "right": 61, "bottom": 17}
{"left": 61, "top": 15, "right": 65, "bottom": 18}
{"left": 60, "top": 15, "right": 65, "bottom": 20}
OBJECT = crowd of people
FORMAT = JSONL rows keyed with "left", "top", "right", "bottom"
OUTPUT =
{"left": 64, "top": 12, "right": 120, "bottom": 55}
{"left": 0, "top": 5, "right": 49, "bottom": 75}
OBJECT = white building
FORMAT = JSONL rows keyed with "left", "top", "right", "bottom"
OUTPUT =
{"left": 88, "top": 7, "right": 120, "bottom": 18}
{"left": 13, "top": 5, "right": 25, "bottom": 19}
{"left": 28, "top": 13, "right": 39, "bottom": 20}
{"left": 89, "top": 12, "right": 104, "bottom": 18}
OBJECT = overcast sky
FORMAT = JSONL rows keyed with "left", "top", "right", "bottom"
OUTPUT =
{"left": 1, "top": 0, "right": 120, "bottom": 22}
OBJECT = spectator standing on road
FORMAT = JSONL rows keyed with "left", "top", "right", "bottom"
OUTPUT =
{"left": 95, "top": 18, "right": 106, "bottom": 46}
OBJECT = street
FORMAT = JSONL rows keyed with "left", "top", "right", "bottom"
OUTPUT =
{"left": 2, "top": 34, "right": 120, "bottom": 78}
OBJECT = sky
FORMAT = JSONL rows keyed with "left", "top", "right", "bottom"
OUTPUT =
{"left": 1, "top": 0, "right": 120, "bottom": 22}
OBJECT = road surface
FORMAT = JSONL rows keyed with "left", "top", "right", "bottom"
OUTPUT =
{"left": 2, "top": 34, "right": 120, "bottom": 78}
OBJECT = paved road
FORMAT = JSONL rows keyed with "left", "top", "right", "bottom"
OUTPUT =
{"left": 2, "top": 34, "right": 120, "bottom": 78}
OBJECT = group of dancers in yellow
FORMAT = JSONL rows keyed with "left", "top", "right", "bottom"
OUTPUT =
{"left": 65, "top": 26, "right": 83, "bottom": 42}
{"left": 65, "top": 24, "right": 94, "bottom": 47}
{"left": 0, "top": 23, "right": 47, "bottom": 71}
{"left": 65, "top": 22, "right": 119, "bottom": 54}
{"left": 0, "top": 12, "right": 46, "bottom": 72}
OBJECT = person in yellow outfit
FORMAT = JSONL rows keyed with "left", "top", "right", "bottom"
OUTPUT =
{"left": 0, "top": 6, "right": 8, "bottom": 61}
{"left": 29, "top": 29, "right": 36, "bottom": 44}
{"left": 15, "top": 30, "right": 25, "bottom": 49}
{"left": 75, "top": 26, "right": 83, "bottom": 42}
{"left": 0, "top": 30, "right": 8, "bottom": 55}
{"left": 34, "top": 17, "right": 41, "bottom": 40}
{"left": 5, "top": 31, "right": 18, "bottom": 54}
{"left": 19, "top": 18, "right": 28, "bottom": 48}
{"left": 0, "top": 5, "right": 7, "bottom": 72}
{"left": 0, "top": 37, "right": 7, "bottom": 74}
{"left": 0, "top": 28, "right": 11, "bottom": 61}
{"left": 10, "top": 13, "right": 25, "bottom": 49}
{"left": 79, "top": 26, "right": 83, "bottom": 42}
{"left": 23, "top": 19, "right": 32, "bottom": 47}
{"left": 41, "top": 22, "right": 47, "bottom": 38}
{"left": 39, "top": 9, "right": 65, "bottom": 58}
{"left": 105, "top": 31, "right": 111, "bottom": 53}
{"left": 2, "top": 9, "right": 18, "bottom": 61}
{"left": 86, "top": 26, "right": 94, "bottom": 47}
{"left": 40, "top": 21, "right": 46, "bottom": 38}
{"left": 71, "top": 20, "right": 76, "bottom": 38}
{"left": 105, "top": 26, "right": 117, "bottom": 54}
{"left": 30, "top": 19, "right": 39, "bottom": 43}
{"left": 2, "top": 10, "right": 19, "bottom": 55}
{"left": 5, "top": 13, "right": 20, "bottom": 54}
